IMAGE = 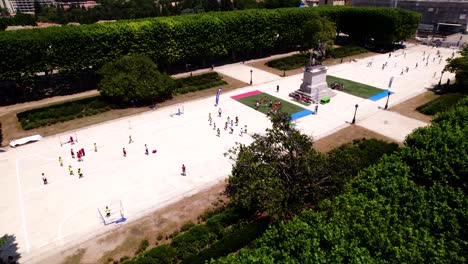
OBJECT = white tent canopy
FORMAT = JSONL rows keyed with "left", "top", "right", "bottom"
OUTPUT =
{"left": 10, "top": 135, "right": 42, "bottom": 148}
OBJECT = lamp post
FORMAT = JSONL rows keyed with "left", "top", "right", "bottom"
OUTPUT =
{"left": 384, "top": 90, "right": 391, "bottom": 110}
{"left": 250, "top": 70, "right": 253, "bottom": 85}
{"left": 439, "top": 70, "right": 445, "bottom": 86}
{"left": 351, "top": 104, "right": 359, "bottom": 124}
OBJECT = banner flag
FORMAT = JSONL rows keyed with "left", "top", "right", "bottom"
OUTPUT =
{"left": 215, "top": 87, "right": 222, "bottom": 106}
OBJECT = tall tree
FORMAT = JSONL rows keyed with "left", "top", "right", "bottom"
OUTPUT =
{"left": 98, "top": 54, "right": 174, "bottom": 105}
{"left": 220, "top": 0, "right": 233, "bottom": 11}
{"left": 226, "top": 111, "right": 328, "bottom": 220}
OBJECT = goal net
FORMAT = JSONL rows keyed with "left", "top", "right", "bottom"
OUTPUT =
{"left": 170, "top": 104, "right": 184, "bottom": 117}
{"left": 97, "top": 200, "right": 126, "bottom": 225}
{"left": 59, "top": 132, "right": 79, "bottom": 147}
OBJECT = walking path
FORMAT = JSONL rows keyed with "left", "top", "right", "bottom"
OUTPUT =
{"left": 0, "top": 44, "right": 457, "bottom": 263}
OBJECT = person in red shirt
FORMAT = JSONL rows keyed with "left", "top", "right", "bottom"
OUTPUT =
{"left": 81, "top": 148, "right": 85, "bottom": 156}
{"left": 71, "top": 149, "right": 75, "bottom": 159}
{"left": 181, "top": 164, "right": 186, "bottom": 176}
{"left": 123, "top": 148, "right": 127, "bottom": 157}
{"left": 69, "top": 136, "right": 74, "bottom": 145}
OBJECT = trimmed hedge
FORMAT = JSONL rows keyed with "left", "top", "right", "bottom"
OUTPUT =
{"left": 174, "top": 72, "right": 227, "bottom": 95}
{"left": 329, "top": 45, "right": 368, "bottom": 58}
{"left": 266, "top": 53, "right": 310, "bottom": 70}
{"left": 0, "top": 7, "right": 421, "bottom": 81}
{"left": 16, "top": 96, "right": 112, "bottom": 130}
{"left": 416, "top": 93, "right": 466, "bottom": 115}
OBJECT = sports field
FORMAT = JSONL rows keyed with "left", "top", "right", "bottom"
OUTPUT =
{"left": 326, "top": 75, "right": 385, "bottom": 98}
{"left": 235, "top": 92, "right": 305, "bottom": 115}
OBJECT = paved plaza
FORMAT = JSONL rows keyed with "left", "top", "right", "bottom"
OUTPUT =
{"left": 0, "top": 44, "right": 457, "bottom": 263}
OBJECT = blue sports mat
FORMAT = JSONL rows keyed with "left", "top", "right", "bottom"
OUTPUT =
{"left": 291, "top": 109, "right": 314, "bottom": 120}
{"left": 368, "top": 91, "right": 395, "bottom": 101}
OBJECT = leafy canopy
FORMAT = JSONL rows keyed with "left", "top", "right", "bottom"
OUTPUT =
{"left": 98, "top": 54, "right": 174, "bottom": 105}
{"left": 226, "top": 111, "right": 329, "bottom": 220}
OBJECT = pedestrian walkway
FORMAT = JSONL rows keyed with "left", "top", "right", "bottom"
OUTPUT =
{"left": 215, "top": 64, "right": 283, "bottom": 85}
{"left": 358, "top": 110, "right": 428, "bottom": 142}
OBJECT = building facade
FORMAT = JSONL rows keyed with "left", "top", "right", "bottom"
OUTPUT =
{"left": 352, "top": 0, "right": 468, "bottom": 33}
{"left": 1, "top": 0, "right": 53, "bottom": 14}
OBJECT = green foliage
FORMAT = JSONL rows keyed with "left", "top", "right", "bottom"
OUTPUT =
{"left": 180, "top": 222, "right": 196, "bottom": 232}
{"left": 98, "top": 54, "right": 174, "bottom": 104}
{"left": 302, "top": 13, "right": 336, "bottom": 52}
{"left": 226, "top": 111, "right": 329, "bottom": 220}
{"left": 266, "top": 53, "right": 310, "bottom": 70}
{"left": 326, "top": 138, "right": 399, "bottom": 197}
{"left": 135, "top": 239, "right": 149, "bottom": 255}
{"left": 416, "top": 93, "right": 466, "bottom": 115}
{"left": 445, "top": 47, "right": 468, "bottom": 90}
{"left": 16, "top": 96, "right": 112, "bottom": 130}
{"left": 328, "top": 45, "right": 368, "bottom": 58}
{"left": 214, "top": 99, "right": 468, "bottom": 263}
{"left": 0, "top": 7, "right": 420, "bottom": 83}
{"left": 0, "top": 12, "right": 36, "bottom": 31}
{"left": 174, "top": 72, "right": 227, "bottom": 95}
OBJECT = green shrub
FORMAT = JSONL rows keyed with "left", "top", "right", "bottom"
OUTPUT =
{"left": 171, "top": 225, "right": 218, "bottom": 260}
{"left": 266, "top": 53, "right": 310, "bottom": 70}
{"left": 120, "top": 256, "right": 130, "bottom": 262}
{"left": 143, "top": 244, "right": 177, "bottom": 263}
{"left": 17, "top": 96, "right": 113, "bottom": 130}
{"left": 156, "top": 234, "right": 164, "bottom": 241}
{"left": 135, "top": 239, "right": 149, "bottom": 255}
{"left": 174, "top": 72, "right": 227, "bottom": 95}
{"left": 416, "top": 93, "right": 465, "bottom": 115}
{"left": 181, "top": 222, "right": 196, "bottom": 232}
{"left": 329, "top": 45, "right": 368, "bottom": 58}
{"left": 182, "top": 218, "right": 270, "bottom": 264}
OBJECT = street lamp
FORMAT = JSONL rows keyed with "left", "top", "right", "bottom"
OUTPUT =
{"left": 384, "top": 90, "right": 391, "bottom": 110}
{"left": 351, "top": 104, "right": 359, "bottom": 124}
{"left": 439, "top": 70, "right": 445, "bottom": 86}
{"left": 250, "top": 70, "right": 253, "bottom": 85}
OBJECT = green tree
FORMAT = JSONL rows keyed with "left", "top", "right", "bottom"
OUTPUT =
{"left": 226, "top": 111, "right": 328, "bottom": 220}
{"left": 445, "top": 47, "right": 468, "bottom": 90}
{"left": 303, "top": 14, "right": 336, "bottom": 59}
{"left": 98, "top": 54, "right": 174, "bottom": 105}
{"left": 220, "top": 0, "right": 233, "bottom": 11}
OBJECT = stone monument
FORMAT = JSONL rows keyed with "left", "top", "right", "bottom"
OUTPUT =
{"left": 298, "top": 64, "right": 336, "bottom": 103}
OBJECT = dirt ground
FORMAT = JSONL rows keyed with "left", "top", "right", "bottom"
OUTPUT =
{"left": 247, "top": 51, "right": 378, "bottom": 77}
{"left": 388, "top": 91, "right": 438, "bottom": 123}
{"left": 314, "top": 125, "right": 401, "bottom": 153}
{"left": 0, "top": 74, "right": 246, "bottom": 147}
{"left": 51, "top": 182, "right": 228, "bottom": 264}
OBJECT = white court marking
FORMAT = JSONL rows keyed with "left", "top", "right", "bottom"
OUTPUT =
{"left": 15, "top": 158, "right": 30, "bottom": 253}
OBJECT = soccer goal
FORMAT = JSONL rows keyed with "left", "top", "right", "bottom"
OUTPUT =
{"left": 59, "top": 132, "right": 79, "bottom": 147}
{"left": 97, "top": 200, "right": 126, "bottom": 225}
{"left": 170, "top": 104, "right": 184, "bottom": 117}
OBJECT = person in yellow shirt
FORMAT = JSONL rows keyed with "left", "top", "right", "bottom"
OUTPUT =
{"left": 105, "top": 206, "right": 111, "bottom": 217}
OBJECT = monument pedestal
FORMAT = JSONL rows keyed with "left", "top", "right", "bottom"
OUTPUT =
{"left": 297, "top": 65, "right": 335, "bottom": 103}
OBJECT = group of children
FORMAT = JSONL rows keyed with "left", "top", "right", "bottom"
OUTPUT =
{"left": 209, "top": 109, "right": 248, "bottom": 137}
{"left": 42, "top": 136, "right": 92, "bottom": 185}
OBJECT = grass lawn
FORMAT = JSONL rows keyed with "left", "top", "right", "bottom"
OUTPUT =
{"left": 236, "top": 93, "right": 305, "bottom": 116}
{"left": 416, "top": 93, "right": 466, "bottom": 115}
{"left": 266, "top": 53, "right": 309, "bottom": 71}
{"left": 326, "top": 75, "right": 385, "bottom": 98}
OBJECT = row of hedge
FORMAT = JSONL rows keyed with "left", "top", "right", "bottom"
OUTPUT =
{"left": 0, "top": 13, "right": 36, "bottom": 31}
{"left": 16, "top": 96, "right": 112, "bottom": 130}
{"left": 174, "top": 72, "right": 227, "bottom": 94}
{"left": 266, "top": 52, "right": 310, "bottom": 70}
{"left": 0, "top": 7, "right": 421, "bottom": 82}
{"left": 416, "top": 93, "right": 466, "bottom": 115}
{"left": 329, "top": 45, "right": 368, "bottom": 58}
{"left": 215, "top": 97, "right": 468, "bottom": 263}
{"left": 121, "top": 207, "right": 270, "bottom": 264}
{"left": 16, "top": 72, "right": 226, "bottom": 130}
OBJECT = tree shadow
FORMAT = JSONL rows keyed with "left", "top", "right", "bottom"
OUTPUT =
{"left": 0, "top": 234, "right": 20, "bottom": 264}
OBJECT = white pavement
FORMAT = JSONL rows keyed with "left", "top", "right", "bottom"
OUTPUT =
{"left": 215, "top": 63, "right": 282, "bottom": 85}
{"left": 358, "top": 111, "right": 428, "bottom": 142}
{"left": 0, "top": 44, "right": 457, "bottom": 263}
